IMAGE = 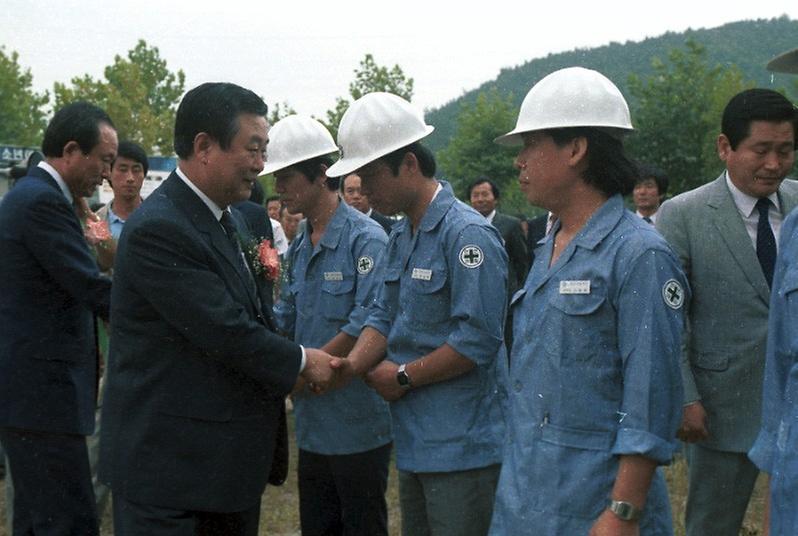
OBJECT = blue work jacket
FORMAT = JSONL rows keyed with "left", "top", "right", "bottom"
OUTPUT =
{"left": 274, "top": 201, "right": 392, "bottom": 455}
{"left": 366, "top": 181, "right": 508, "bottom": 473}
{"left": 750, "top": 209, "right": 798, "bottom": 535}
{"left": 490, "top": 195, "right": 687, "bottom": 535}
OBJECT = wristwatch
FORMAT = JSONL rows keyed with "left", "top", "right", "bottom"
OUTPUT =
{"left": 396, "top": 363, "right": 412, "bottom": 389}
{"left": 608, "top": 500, "right": 642, "bottom": 521}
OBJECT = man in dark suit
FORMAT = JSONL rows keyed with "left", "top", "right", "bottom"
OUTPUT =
{"left": 342, "top": 172, "right": 395, "bottom": 234}
{"left": 98, "top": 82, "right": 336, "bottom": 536}
{"left": 468, "top": 177, "right": 528, "bottom": 296}
{"left": 0, "top": 102, "right": 117, "bottom": 535}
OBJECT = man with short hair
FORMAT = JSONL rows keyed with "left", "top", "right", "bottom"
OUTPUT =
{"left": 328, "top": 93, "right": 507, "bottom": 536}
{"left": 97, "top": 140, "right": 147, "bottom": 240}
{"left": 468, "top": 177, "right": 528, "bottom": 296}
{"left": 268, "top": 114, "right": 393, "bottom": 536}
{"left": 0, "top": 101, "right": 116, "bottom": 535}
{"left": 98, "top": 82, "right": 336, "bottom": 536}
{"left": 266, "top": 194, "right": 282, "bottom": 220}
{"left": 657, "top": 88, "right": 798, "bottom": 536}
{"left": 265, "top": 194, "right": 289, "bottom": 254}
{"left": 632, "top": 164, "right": 668, "bottom": 224}
{"left": 342, "top": 172, "right": 394, "bottom": 234}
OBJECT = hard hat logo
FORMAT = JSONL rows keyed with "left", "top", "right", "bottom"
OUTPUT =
{"left": 260, "top": 115, "right": 339, "bottom": 176}
{"left": 495, "top": 66, "right": 633, "bottom": 147}
{"left": 326, "top": 92, "right": 435, "bottom": 178}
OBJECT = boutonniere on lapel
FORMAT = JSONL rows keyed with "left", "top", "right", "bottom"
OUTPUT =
{"left": 84, "top": 218, "right": 112, "bottom": 245}
{"left": 242, "top": 237, "right": 281, "bottom": 282}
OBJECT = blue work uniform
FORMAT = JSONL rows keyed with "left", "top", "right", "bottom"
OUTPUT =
{"left": 274, "top": 201, "right": 392, "bottom": 455}
{"left": 750, "top": 209, "right": 798, "bottom": 535}
{"left": 365, "top": 181, "right": 508, "bottom": 473}
{"left": 490, "top": 195, "right": 687, "bottom": 535}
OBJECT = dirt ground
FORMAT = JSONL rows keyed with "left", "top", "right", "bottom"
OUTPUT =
{"left": 0, "top": 441, "right": 766, "bottom": 536}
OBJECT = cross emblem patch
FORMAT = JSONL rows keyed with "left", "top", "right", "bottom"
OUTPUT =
{"left": 459, "top": 245, "right": 484, "bottom": 268}
{"left": 357, "top": 256, "right": 374, "bottom": 274}
{"left": 662, "top": 279, "right": 684, "bottom": 310}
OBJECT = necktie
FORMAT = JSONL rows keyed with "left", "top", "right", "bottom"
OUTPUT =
{"left": 755, "top": 198, "right": 776, "bottom": 288}
{"left": 643, "top": 216, "right": 653, "bottom": 224}
{"left": 220, "top": 212, "right": 258, "bottom": 297}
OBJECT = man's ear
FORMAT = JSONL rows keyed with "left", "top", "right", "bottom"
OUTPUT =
{"left": 717, "top": 134, "right": 732, "bottom": 163}
{"left": 194, "top": 132, "right": 213, "bottom": 163}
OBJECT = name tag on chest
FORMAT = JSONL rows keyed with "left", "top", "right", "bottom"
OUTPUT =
{"left": 411, "top": 268, "right": 432, "bottom": 281}
{"left": 559, "top": 280, "right": 591, "bottom": 294}
{"left": 324, "top": 271, "right": 343, "bottom": 281}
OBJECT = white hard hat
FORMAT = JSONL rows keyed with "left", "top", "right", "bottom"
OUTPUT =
{"left": 260, "top": 114, "right": 338, "bottom": 176}
{"left": 767, "top": 48, "right": 798, "bottom": 74}
{"left": 495, "top": 67, "right": 633, "bottom": 146}
{"left": 326, "top": 92, "right": 434, "bottom": 177}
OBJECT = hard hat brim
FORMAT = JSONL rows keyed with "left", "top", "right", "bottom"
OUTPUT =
{"left": 326, "top": 125, "right": 434, "bottom": 178}
{"left": 259, "top": 147, "right": 338, "bottom": 176}
{"left": 767, "top": 48, "right": 798, "bottom": 74}
{"left": 494, "top": 124, "right": 633, "bottom": 147}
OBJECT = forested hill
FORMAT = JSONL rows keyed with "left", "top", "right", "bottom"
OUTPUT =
{"left": 424, "top": 16, "right": 798, "bottom": 153}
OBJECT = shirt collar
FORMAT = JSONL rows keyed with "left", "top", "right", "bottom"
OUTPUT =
{"left": 175, "top": 166, "right": 225, "bottom": 221}
{"left": 419, "top": 181, "right": 453, "bottom": 232}
{"left": 106, "top": 202, "right": 125, "bottom": 224}
{"left": 38, "top": 161, "right": 73, "bottom": 204}
{"left": 317, "top": 200, "right": 349, "bottom": 250}
{"left": 725, "top": 170, "right": 780, "bottom": 217}
{"left": 571, "top": 194, "right": 626, "bottom": 250}
{"left": 485, "top": 209, "right": 497, "bottom": 223}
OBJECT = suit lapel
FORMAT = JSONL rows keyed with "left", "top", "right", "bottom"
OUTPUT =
{"left": 161, "top": 174, "right": 262, "bottom": 314}
{"left": 707, "top": 175, "right": 771, "bottom": 305}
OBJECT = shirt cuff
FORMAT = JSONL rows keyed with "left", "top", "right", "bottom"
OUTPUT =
{"left": 299, "top": 345, "right": 307, "bottom": 373}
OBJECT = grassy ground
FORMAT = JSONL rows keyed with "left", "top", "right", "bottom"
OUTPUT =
{"left": 0, "top": 424, "right": 767, "bottom": 536}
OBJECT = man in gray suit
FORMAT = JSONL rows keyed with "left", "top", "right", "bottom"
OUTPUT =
{"left": 657, "top": 88, "right": 798, "bottom": 536}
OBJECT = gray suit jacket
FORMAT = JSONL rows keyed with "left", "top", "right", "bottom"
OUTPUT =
{"left": 657, "top": 173, "right": 798, "bottom": 452}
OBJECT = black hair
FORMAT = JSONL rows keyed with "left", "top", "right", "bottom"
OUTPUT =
{"left": 635, "top": 163, "right": 668, "bottom": 196}
{"left": 174, "top": 82, "right": 268, "bottom": 159}
{"left": 468, "top": 176, "right": 500, "bottom": 199}
{"left": 293, "top": 155, "right": 339, "bottom": 191}
{"left": 547, "top": 127, "right": 637, "bottom": 197}
{"left": 266, "top": 195, "right": 280, "bottom": 204}
{"left": 41, "top": 101, "right": 115, "bottom": 158}
{"left": 113, "top": 140, "right": 149, "bottom": 175}
{"left": 722, "top": 89, "right": 798, "bottom": 150}
{"left": 380, "top": 141, "right": 436, "bottom": 178}
{"left": 249, "top": 180, "right": 265, "bottom": 205}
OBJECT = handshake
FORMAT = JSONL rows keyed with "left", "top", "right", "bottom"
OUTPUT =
{"left": 298, "top": 348, "right": 355, "bottom": 394}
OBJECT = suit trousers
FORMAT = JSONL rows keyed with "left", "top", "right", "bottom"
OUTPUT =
{"left": 685, "top": 443, "right": 759, "bottom": 536}
{"left": 0, "top": 427, "right": 98, "bottom": 536}
{"left": 112, "top": 494, "right": 260, "bottom": 536}
{"left": 298, "top": 442, "right": 391, "bottom": 536}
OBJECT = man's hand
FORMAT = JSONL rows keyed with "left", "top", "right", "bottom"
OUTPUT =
{"left": 364, "top": 360, "right": 405, "bottom": 402}
{"left": 677, "top": 401, "right": 709, "bottom": 442}
{"left": 589, "top": 510, "right": 639, "bottom": 536}
{"left": 300, "top": 348, "right": 337, "bottom": 394}
{"left": 328, "top": 357, "right": 357, "bottom": 391}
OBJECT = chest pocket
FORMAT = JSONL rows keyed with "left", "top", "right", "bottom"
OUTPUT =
{"left": 543, "top": 286, "right": 609, "bottom": 364}
{"left": 403, "top": 269, "right": 449, "bottom": 326}
{"left": 320, "top": 278, "right": 355, "bottom": 321}
{"left": 778, "top": 267, "right": 798, "bottom": 358}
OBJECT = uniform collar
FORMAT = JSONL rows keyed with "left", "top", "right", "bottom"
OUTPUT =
{"left": 419, "top": 180, "right": 455, "bottom": 232}
{"left": 570, "top": 194, "right": 625, "bottom": 251}
{"left": 316, "top": 200, "right": 349, "bottom": 250}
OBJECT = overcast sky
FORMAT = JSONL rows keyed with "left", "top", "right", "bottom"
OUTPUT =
{"left": 3, "top": 1, "right": 797, "bottom": 118}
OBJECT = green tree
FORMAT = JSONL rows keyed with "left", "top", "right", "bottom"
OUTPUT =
{"left": 437, "top": 88, "right": 531, "bottom": 216}
{"left": 627, "top": 39, "right": 751, "bottom": 196}
{"left": 53, "top": 40, "right": 185, "bottom": 155}
{"left": 324, "top": 54, "right": 414, "bottom": 138}
{"left": 0, "top": 46, "right": 49, "bottom": 146}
